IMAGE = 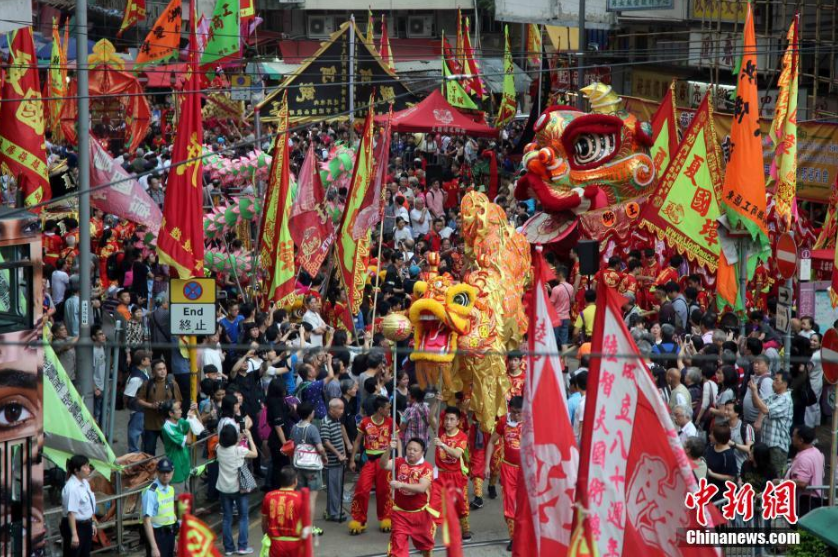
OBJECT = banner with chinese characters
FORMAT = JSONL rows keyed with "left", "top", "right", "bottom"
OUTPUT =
{"left": 257, "top": 22, "right": 414, "bottom": 123}
{"left": 550, "top": 55, "right": 611, "bottom": 91}
{"left": 640, "top": 93, "right": 725, "bottom": 271}
{"left": 690, "top": 0, "right": 747, "bottom": 23}
{"left": 624, "top": 95, "right": 838, "bottom": 204}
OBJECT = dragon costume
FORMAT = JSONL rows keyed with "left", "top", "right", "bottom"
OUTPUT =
{"left": 407, "top": 191, "right": 531, "bottom": 432}
{"left": 514, "top": 83, "right": 658, "bottom": 251}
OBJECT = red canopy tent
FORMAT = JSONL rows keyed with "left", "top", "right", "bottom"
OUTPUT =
{"left": 376, "top": 89, "right": 498, "bottom": 138}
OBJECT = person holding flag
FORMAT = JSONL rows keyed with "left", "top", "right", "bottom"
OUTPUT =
{"left": 380, "top": 437, "right": 436, "bottom": 557}
{"left": 485, "top": 396, "right": 524, "bottom": 551}
{"left": 430, "top": 406, "right": 472, "bottom": 541}
{"left": 348, "top": 396, "right": 395, "bottom": 534}
{"left": 261, "top": 466, "right": 312, "bottom": 557}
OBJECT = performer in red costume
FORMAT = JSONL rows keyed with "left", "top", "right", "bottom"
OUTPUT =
{"left": 261, "top": 466, "right": 309, "bottom": 557}
{"left": 593, "top": 256, "right": 623, "bottom": 291}
{"left": 430, "top": 406, "right": 471, "bottom": 540}
{"left": 348, "top": 396, "right": 394, "bottom": 534}
{"left": 380, "top": 438, "right": 436, "bottom": 557}
{"left": 485, "top": 396, "right": 523, "bottom": 551}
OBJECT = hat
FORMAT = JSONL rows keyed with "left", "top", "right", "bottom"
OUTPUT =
{"left": 409, "top": 265, "right": 420, "bottom": 277}
{"left": 157, "top": 457, "right": 174, "bottom": 473}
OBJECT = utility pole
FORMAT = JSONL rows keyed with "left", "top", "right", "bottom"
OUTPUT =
{"left": 76, "top": 0, "right": 93, "bottom": 411}
{"left": 577, "top": 0, "right": 587, "bottom": 110}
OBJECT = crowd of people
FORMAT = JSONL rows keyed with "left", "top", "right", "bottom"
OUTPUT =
{"left": 40, "top": 113, "right": 830, "bottom": 557}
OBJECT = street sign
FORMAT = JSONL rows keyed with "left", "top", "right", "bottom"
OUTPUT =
{"left": 822, "top": 328, "right": 838, "bottom": 385}
{"left": 231, "top": 75, "right": 252, "bottom": 101}
{"left": 171, "top": 304, "right": 216, "bottom": 335}
{"left": 170, "top": 278, "right": 216, "bottom": 335}
{"left": 799, "top": 248, "right": 812, "bottom": 281}
{"left": 776, "top": 303, "right": 791, "bottom": 334}
{"left": 776, "top": 233, "right": 798, "bottom": 280}
{"left": 778, "top": 286, "right": 793, "bottom": 306}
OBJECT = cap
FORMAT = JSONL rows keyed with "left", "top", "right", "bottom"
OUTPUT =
{"left": 157, "top": 457, "right": 174, "bottom": 473}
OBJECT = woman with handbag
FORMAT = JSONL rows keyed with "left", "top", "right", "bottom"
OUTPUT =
{"left": 291, "top": 402, "right": 328, "bottom": 536}
{"left": 217, "top": 424, "right": 258, "bottom": 555}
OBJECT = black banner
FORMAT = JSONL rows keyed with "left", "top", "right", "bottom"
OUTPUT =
{"left": 259, "top": 24, "right": 415, "bottom": 122}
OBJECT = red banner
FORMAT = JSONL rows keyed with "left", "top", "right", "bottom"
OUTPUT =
{"left": 117, "top": 0, "right": 146, "bottom": 37}
{"left": 0, "top": 27, "right": 51, "bottom": 211}
{"left": 290, "top": 144, "right": 334, "bottom": 277}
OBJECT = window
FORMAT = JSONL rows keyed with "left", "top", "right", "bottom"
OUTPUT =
{"left": 0, "top": 246, "right": 33, "bottom": 334}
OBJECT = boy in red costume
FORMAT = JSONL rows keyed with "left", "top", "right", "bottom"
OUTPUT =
{"left": 348, "top": 396, "right": 394, "bottom": 534}
{"left": 485, "top": 396, "right": 523, "bottom": 552}
{"left": 380, "top": 437, "right": 435, "bottom": 557}
{"left": 261, "top": 466, "right": 309, "bottom": 557}
{"left": 430, "top": 407, "right": 471, "bottom": 540}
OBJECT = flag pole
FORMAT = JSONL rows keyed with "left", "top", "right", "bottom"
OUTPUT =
{"left": 830, "top": 386, "right": 838, "bottom": 506}
{"left": 738, "top": 237, "right": 748, "bottom": 337}
{"left": 349, "top": 16, "right": 356, "bottom": 144}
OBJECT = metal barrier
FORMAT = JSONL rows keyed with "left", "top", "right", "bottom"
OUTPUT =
{"left": 43, "top": 432, "right": 219, "bottom": 555}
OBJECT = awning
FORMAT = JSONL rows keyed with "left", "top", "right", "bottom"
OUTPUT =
{"left": 279, "top": 38, "right": 439, "bottom": 64}
{"left": 141, "top": 63, "right": 188, "bottom": 88}
{"left": 248, "top": 61, "right": 303, "bottom": 80}
{"left": 798, "top": 506, "right": 838, "bottom": 548}
{"left": 479, "top": 58, "right": 532, "bottom": 95}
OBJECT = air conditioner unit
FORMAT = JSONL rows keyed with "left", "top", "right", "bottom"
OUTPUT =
{"left": 407, "top": 15, "right": 434, "bottom": 38}
{"left": 308, "top": 16, "right": 334, "bottom": 38}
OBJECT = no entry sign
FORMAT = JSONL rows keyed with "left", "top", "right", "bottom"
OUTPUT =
{"left": 822, "top": 328, "right": 838, "bottom": 385}
{"left": 776, "top": 233, "right": 797, "bottom": 280}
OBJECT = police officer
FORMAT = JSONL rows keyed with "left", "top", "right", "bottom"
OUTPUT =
{"left": 141, "top": 458, "right": 177, "bottom": 557}
{"left": 61, "top": 455, "right": 97, "bottom": 557}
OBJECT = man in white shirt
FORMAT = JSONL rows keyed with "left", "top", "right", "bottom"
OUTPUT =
{"left": 674, "top": 405, "right": 698, "bottom": 445}
{"left": 410, "top": 196, "right": 430, "bottom": 239}
{"left": 51, "top": 259, "right": 71, "bottom": 306}
{"left": 302, "top": 294, "right": 330, "bottom": 347}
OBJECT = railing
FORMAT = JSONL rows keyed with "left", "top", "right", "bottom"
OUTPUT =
{"left": 42, "top": 432, "right": 219, "bottom": 556}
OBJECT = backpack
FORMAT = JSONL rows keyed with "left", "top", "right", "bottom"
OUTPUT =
{"left": 106, "top": 253, "right": 120, "bottom": 280}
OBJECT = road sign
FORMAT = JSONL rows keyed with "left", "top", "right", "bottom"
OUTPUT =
{"left": 776, "top": 303, "right": 791, "bottom": 334}
{"left": 171, "top": 304, "right": 216, "bottom": 335}
{"left": 822, "top": 328, "right": 838, "bottom": 385}
{"left": 776, "top": 233, "right": 798, "bottom": 280}
{"left": 799, "top": 248, "right": 812, "bottom": 281}
{"left": 171, "top": 278, "right": 216, "bottom": 304}
{"left": 778, "top": 286, "right": 793, "bottom": 306}
{"left": 231, "top": 75, "right": 252, "bottom": 101}
{"left": 170, "top": 278, "right": 217, "bottom": 335}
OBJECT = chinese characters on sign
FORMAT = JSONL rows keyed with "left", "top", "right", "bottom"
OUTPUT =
{"left": 607, "top": 0, "right": 673, "bottom": 11}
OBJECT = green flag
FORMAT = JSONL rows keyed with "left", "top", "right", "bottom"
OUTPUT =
{"left": 200, "top": 0, "right": 240, "bottom": 68}
{"left": 443, "top": 57, "right": 478, "bottom": 111}
{"left": 495, "top": 25, "right": 516, "bottom": 128}
{"left": 43, "top": 342, "right": 118, "bottom": 476}
{"left": 640, "top": 92, "right": 725, "bottom": 273}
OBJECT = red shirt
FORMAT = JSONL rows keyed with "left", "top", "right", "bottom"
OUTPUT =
{"left": 442, "top": 179, "right": 460, "bottom": 209}
{"left": 595, "top": 268, "right": 623, "bottom": 290}
{"left": 507, "top": 373, "right": 525, "bottom": 401}
{"left": 393, "top": 457, "right": 434, "bottom": 511}
{"left": 261, "top": 488, "right": 304, "bottom": 539}
{"left": 435, "top": 430, "right": 468, "bottom": 474}
{"left": 619, "top": 274, "right": 638, "bottom": 295}
{"left": 360, "top": 416, "right": 394, "bottom": 456}
{"left": 654, "top": 266, "right": 678, "bottom": 288}
{"left": 495, "top": 415, "right": 522, "bottom": 466}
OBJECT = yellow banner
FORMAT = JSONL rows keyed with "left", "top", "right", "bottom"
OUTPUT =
{"left": 624, "top": 96, "right": 838, "bottom": 204}
{"left": 691, "top": 0, "right": 747, "bottom": 23}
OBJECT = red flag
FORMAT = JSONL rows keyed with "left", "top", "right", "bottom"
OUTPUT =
{"left": 156, "top": 1, "right": 204, "bottom": 278}
{"left": 353, "top": 108, "right": 392, "bottom": 240}
{"left": 178, "top": 513, "right": 223, "bottom": 556}
{"left": 258, "top": 91, "right": 296, "bottom": 310}
{"left": 461, "top": 17, "right": 485, "bottom": 99}
{"left": 117, "top": 0, "right": 146, "bottom": 37}
{"left": 290, "top": 143, "right": 335, "bottom": 277}
{"left": 573, "top": 282, "right": 719, "bottom": 555}
{"left": 442, "top": 485, "right": 464, "bottom": 557}
{"left": 515, "top": 247, "right": 577, "bottom": 557}
{"left": 379, "top": 14, "right": 395, "bottom": 73}
{"left": 300, "top": 488, "right": 313, "bottom": 557}
{"left": 0, "top": 27, "right": 51, "bottom": 211}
